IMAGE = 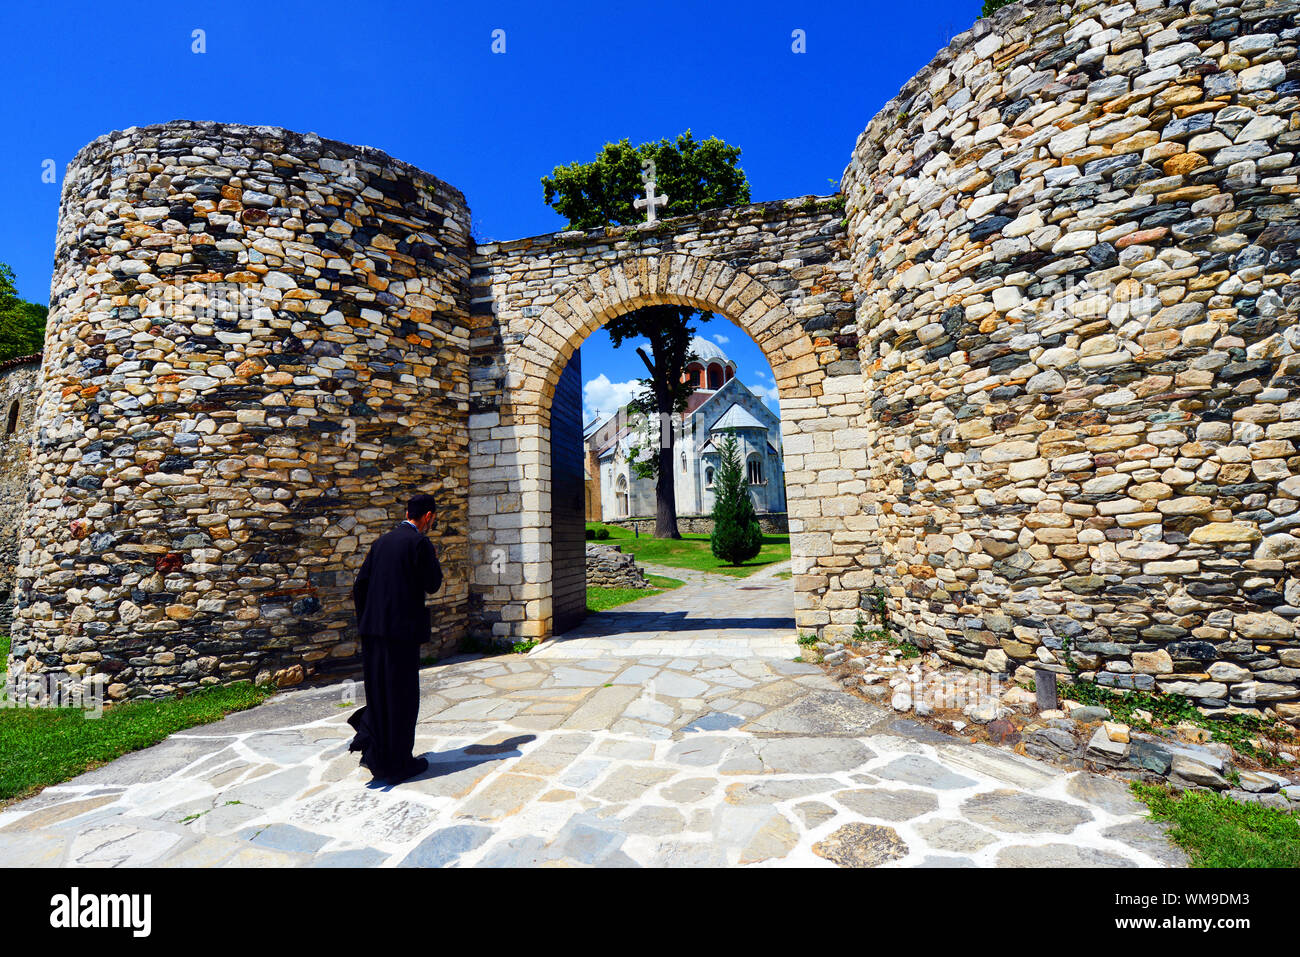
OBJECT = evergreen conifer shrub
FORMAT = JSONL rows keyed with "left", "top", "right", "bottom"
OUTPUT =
{"left": 710, "top": 432, "right": 763, "bottom": 565}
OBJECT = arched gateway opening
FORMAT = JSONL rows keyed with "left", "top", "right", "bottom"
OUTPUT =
{"left": 554, "top": 298, "right": 794, "bottom": 632}
{"left": 468, "top": 241, "right": 875, "bottom": 647}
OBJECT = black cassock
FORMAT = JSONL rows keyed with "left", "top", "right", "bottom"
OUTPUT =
{"left": 347, "top": 521, "right": 442, "bottom": 780}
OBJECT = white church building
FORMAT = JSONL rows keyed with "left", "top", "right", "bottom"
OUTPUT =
{"left": 586, "top": 338, "right": 787, "bottom": 522}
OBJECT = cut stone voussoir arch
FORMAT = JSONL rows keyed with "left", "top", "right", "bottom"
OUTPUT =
{"left": 523, "top": 257, "right": 806, "bottom": 418}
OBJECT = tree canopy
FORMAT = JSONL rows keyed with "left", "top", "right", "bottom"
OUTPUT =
{"left": 0, "top": 263, "right": 47, "bottom": 362}
{"left": 616, "top": 302, "right": 699, "bottom": 478}
{"left": 542, "top": 131, "right": 750, "bottom": 231}
{"left": 543, "top": 132, "right": 752, "bottom": 538}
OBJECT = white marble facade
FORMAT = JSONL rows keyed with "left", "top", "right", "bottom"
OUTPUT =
{"left": 589, "top": 338, "right": 786, "bottom": 521}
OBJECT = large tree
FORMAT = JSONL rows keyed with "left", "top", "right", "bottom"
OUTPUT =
{"left": 0, "top": 263, "right": 47, "bottom": 361}
{"left": 542, "top": 132, "right": 750, "bottom": 538}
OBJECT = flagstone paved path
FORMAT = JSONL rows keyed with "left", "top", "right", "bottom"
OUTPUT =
{"left": 541, "top": 559, "right": 798, "bottom": 659}
{"left": 0, "top": 569, "right": 1185, "bottom": 867}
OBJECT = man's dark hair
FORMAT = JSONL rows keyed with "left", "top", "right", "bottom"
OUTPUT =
{"left": 406, "top": 494, "right": 439, "bottom": 521}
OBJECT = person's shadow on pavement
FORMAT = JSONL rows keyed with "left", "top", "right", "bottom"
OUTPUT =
{"left": 363, "top": 735, "right": 536, "bottom": 791}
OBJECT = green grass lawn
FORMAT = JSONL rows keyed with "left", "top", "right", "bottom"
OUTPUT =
{"left": 0, "top": 634, "right": 274, "bottom": 805}
{"left": 586, "top": 574, "right": 684, "bottom": 613}
{"left": 1131, "top": 782, "right": 1300, "bottom": 868}
{"left": 587, "top": 522, "right": 790, "bottom": 577}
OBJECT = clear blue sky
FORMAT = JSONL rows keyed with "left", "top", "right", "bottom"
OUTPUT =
{"left": 0, "top": 0, "right": 987, "bottom": 421}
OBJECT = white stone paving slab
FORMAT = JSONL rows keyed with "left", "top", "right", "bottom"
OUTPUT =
{"left": 0, "top": 570, "right": 1184, "bottom": 868}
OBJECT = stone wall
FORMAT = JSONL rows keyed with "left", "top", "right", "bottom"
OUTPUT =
{"left": 603, "top": 512, "right": 790, "bottom": 536}
{"left": 843, "top": 0, "right": 1300, "bottom": 718}
{"left": 0, "top": 357, "right": 41, "bottom": 625}
{"left": 11, "top": 121, "right": 472, "bottom": 700}
{"left": 467, "top": 198, "right": 871, "bottom": 643}
{"left": 585, "top": 543, "right": 652, "bottom": 590}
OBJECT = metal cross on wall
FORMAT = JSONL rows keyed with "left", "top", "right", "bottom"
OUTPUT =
{"left": 634, "top": 158, "right": 668, "bottom": 224}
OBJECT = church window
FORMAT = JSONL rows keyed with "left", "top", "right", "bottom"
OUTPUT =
{"left": 4, "top": 400, "right": 17, "bottom": 437}
{"left": 705, "top": 466, "right": 714, "bottom": 487}
{"left": 747, "top": 456, "right": 764, "bottom": 485}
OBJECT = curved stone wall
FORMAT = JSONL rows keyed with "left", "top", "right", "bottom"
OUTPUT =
{"left": 843, "top": 0, "right": 1300, "bottom": 718}
{"left": 12, "top": 121, "right": 471, "bottom": 699}
{"left": 0, "top": 356, "right": 41, "bottom": 624}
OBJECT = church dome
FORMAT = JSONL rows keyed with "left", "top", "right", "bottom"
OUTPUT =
{"left": 688, "top": 336, "right": 734, "bottom": 368}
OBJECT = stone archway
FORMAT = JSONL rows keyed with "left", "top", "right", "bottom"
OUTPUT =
{"left": 468, "top": 251, "right": 875, "bottom": 645}
{"left": 526, "top": 257, "right": 821, "bottom": 409}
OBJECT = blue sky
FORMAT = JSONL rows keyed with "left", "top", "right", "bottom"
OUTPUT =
{"left": 0, "top": 0, "right": 989, "bottom": 422}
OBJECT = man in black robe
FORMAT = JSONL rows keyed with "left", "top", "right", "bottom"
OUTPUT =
{"left": 347, "top": 493, "right": 442, "bottom": 783}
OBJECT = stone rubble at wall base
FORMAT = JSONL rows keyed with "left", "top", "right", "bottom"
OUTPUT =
{"left": 818, "top": 637, "right": 1300, "bottom": 807}
{"left": 585, "top": 543, "right": 653, "bottom": 589}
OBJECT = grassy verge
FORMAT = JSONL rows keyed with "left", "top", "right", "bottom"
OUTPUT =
{"left": 586, "top": 522, "right": 790, "bottom": 577}
{"left": 586, "top": 574, "right": 684, "bottom": 613}
{"left": 1131, "top": 782, "right": 1300, "bottom": 868}
{"left": 0, "top": 634, "right": 274, "bottom": 805}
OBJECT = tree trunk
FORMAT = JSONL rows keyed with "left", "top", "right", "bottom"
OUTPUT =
{"left": 654, "top": 394, "right": 680, "bottom": 539}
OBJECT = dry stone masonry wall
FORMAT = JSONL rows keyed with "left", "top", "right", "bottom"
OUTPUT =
{"left": 12, "top": 122, "right": 472, "bottom": 700}
{"left": 842, "top": 0, "right": 1300, "bottom": 721}
{"left": 604, "top": 512, "right": 791, "bottom": 536}
{"left": 585, "top": 542, "right": 653, "bottom": 589}
{"left": 0, "top": 357, "right": 41, "bottom": 624}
